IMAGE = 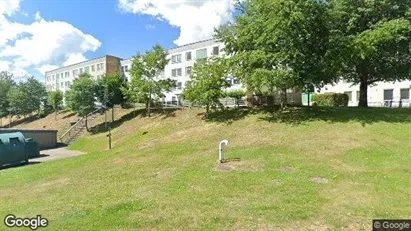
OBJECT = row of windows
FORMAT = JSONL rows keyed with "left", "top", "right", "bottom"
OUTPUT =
{"left": 171, "top": 78, "right": 240, "bottom": 92}
{"left": 46, "top": 63, "right": 105, "bottom": 82}
{"left": 171, "top": 66, "right": 192, "bottom": 77}
{"left": 46, "top": 81, "right": 72, "bottom": 91}
{"left": 170, "top": 46, "right": 220, "bottom": 64}
{"left": 343, "top": 88, "right": 410, "bottom": 101}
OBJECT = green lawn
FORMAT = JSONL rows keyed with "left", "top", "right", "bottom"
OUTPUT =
{"left": 0, "top": 107, "right": 410, "bottom": 230}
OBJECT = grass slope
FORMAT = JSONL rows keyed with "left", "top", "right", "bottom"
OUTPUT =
{"left": 0, "top": 107, "right": 410, "bottom": 230}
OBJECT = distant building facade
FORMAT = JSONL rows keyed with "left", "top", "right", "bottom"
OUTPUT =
{"left": 319, "top": 80, "right": 411, "bottom": 107}
{"left": 45, "top": 55, "right": 122, "bottom": 93}
{"left": 120, "top": 38, "right": 246, "bottom": 105}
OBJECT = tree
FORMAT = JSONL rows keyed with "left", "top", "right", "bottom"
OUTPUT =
{"left": 184, "top": 57, "right": 231, "bottom": 114}
{"left": 216, "top": 0, "right": 336, "bottom": 107}
{"left": 328, "top": 0, "right": 411, "bottom": 107}
{"left": 95, "top": 73, "right": 126, "bottom": 121}
{"left": 226, "top": 89, "right": 246, "bottom": 108}
{"left": 24, "top": 77, "right": 47, "bottom": 115}
{"left": 65, "top": 73, "right": 96, "bottom": 130}
{"left": 7, "top": 77, "right": 46, "bottom": 118}
{"left": 0, "top": 72, "right": 15, "bottom": 126}
{"left": 125, "top": 45, "right": 174, "bottom": 117}
{"left": 47, "top": 90, "right": 64, "bottom": 120}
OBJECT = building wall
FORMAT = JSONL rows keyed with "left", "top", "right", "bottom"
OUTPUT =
{"left": 45, "top": 55, "right": 122, "bottom": 94}
{"left": 321, "top": 80, "right": 411, "bottom": 107}
{"left": 0, "top": 129, "right": 58, "bottom": 150}
{"left": 121, "top": 39, "right": 246, "bottom": 103}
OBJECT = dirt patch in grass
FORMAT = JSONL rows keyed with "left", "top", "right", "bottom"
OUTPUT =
{"left": 311, "top": 177, "right": 329, "bottom": 184}
{"left": 216, "top": 159, "right": 265, "bottom": 172}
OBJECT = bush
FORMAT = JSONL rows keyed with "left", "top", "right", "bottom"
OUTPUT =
{"left": 312, "top": 93, "right": 349, "bottom": 107}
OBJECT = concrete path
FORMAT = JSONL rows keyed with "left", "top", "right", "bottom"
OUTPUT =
{"left": 30, "top": 147, "right": 85, "bottom": 163}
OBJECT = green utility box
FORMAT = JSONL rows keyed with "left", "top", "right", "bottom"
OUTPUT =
{"left": 25, "top": 138, "right": 40, "bottom": 158}
{"left": 0, "top": 132, "right": 28, "bottom": 167}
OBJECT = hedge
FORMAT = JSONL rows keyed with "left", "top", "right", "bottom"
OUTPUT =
{"left": 312, "top": 93, "right": 349, "bottom": 107}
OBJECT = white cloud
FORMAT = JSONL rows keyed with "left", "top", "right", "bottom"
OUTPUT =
{"left": 118, "top": 0, "right": 236, "bottom": 45}
{"left": 63, "top": 53, "right": 87, "bottom": 66}
{"left": 0, "top": 0, "right": 101, "bottom": 78}
{"left": 34, "top": 11, "right": 41, "bottom": 21}
{"left": 36, "top": 64, "right": 59, "bottom": 74}
{"left": 145, "top": 24, "right": 155, "bottom": 30}
{"left": 0, "top": 0, "right": 20, "bottom": 16}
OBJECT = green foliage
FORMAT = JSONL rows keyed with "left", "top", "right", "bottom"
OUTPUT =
{"left": 95, "top": 73, "right": 126, "bottom": 107}
{"left": 47, "top": 90, "right": 64, "bottom": 119}
{"left": 0, "top": 72, "right": 15, "bottom": 117}
{"left": 312, "top": 93, "right": 349, "bottom": 107}
{"left": 7, "top": 76, "right": 46, "bottom": 116}
{"left": 123, "top": 45, "right": 174, "bottom": 117}
{"left": 184, "top": 57, "right": 230, "bottom": 113}
{"left": 65, "top": 73, "right": 96, "bottom": 116}
{"left": 216, "top": 0, "right": 336, "bottom": 106}
{"left": 328, "top": 0, "right": 411, "bottom": 106}
{"left": 225, "top": 89, "right": 246, "bottom": 100}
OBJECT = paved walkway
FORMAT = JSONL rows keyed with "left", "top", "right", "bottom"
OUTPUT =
{"left": 30, "top": 147, "right": 85, "bottom": 163}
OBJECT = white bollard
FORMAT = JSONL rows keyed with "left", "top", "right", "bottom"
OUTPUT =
{"left": 219, "top": 140, "right": 229, "bottom": 163}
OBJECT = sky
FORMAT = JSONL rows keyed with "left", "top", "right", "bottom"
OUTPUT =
{"left": 0, "top": 0, "right": 237, "bottom": 81}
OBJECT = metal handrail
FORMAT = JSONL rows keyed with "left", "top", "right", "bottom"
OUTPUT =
{"left": 59, "top": 107, "right": 105, "bottom": 143}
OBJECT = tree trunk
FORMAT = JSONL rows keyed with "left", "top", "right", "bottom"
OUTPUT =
{"left": 85, "top": 114, "right": 88, "bottom": 132}
{"left": 280, "top": 88, "right": 287, "bottom": 108}
{"left": 358, "top": 81, "right": 368, "bottom": 107}
{"left": 112, "top": 106, "right": 114, "bottom": 122}
{"left": 148, "top": 93, "right": 151, "bottom": 118}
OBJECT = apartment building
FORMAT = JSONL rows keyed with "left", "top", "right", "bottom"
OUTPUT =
{"left": 45, "top": 55, "right": 122, "bottom": 93}
{"left": 319, "top": 80, "right": 411, "bottom": 107}
{"left": 121, "top": 38, "right": 245, "bottom": 104}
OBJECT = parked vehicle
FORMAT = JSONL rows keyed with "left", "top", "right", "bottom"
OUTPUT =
{"left": 0, "top": 132, "right": 40, "bottom": 168}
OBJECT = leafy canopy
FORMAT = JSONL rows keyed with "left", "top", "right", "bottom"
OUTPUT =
{"left": 65, "top": 73, "right": 96, "bottom": 116}
{"left": 184, "top": 57, "right": 231, "bottom": 113}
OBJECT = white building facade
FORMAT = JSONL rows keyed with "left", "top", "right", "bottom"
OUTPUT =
{"left": 320, "top": 80, "right": 411, "bottom": 107}
{"left": 121, "top": 38, "right": 244, "bottom": 104}
{"left": 45, "top": 55, "right": 122, "bottom": 94}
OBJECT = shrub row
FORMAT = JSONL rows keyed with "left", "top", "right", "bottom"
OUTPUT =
{"left": 312, "top": 93, "right": 349, "bottom": 107}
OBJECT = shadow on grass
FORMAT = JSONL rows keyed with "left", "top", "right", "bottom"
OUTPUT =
{"left": 89, "top": 108, "right": 179, "bottom": 134}
{"left": 0, "top": 114, "right": 40, "bottom": 128}
{"left": 62, "top": 112, "right": 77, "bottom": 119}
{"left": 259, "top": 106, "right": 411, "bottom": 126}
{"left": 205, "top": 108, "right": 260, "bottom": 124}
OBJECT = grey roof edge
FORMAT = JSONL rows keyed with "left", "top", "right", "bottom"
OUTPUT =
{"left": 45, "top": 55, "right": 123, "bottom": 74}
{"left": 0, "top": 129, "right": 58, "bottom": 133}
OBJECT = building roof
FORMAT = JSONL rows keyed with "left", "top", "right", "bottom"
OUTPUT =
{"left": 45, "top": 55, "right": 123, "bottom": 74}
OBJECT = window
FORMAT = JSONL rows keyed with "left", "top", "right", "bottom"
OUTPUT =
{"left": 185, "top": 52, "right": 192, "bottom": 61}
{"left": 400, "top": 88, "right": 410, "bottom": 100}
{"left": 79, "top": 68, "right": 83, "bottom": 74}
{"left": 61, "top": 82, "right": 64, "bottom": 88}
{"left": 52, "top": 75, "right": 55, "bottom": 81}
{"left": 213, "top": 46, "right": 220, "bottom": 55}
{"left": 171, "top": 54, "right": 182, "bottom": 64}
{"left": 233, "top": 78, "right": 240, "bottom": 85}
{"left": 91, "top": 65, "right": 95, "bottom": 72}
{"left": 172, "top": 96, "right": 177, "bottom": 102}
{"left": 196, "top": 48, "right": 207, "bottom": 60}
{"left": 122, "top": 65, "right": 128, "bottom": 72}
{"left": 65, "top": 72, "right": 69, "bottom": 78}
{"left": 384, "top": 89, "right": 394, "bottom": 101}
{"left": 85, "top": 66, "right": 90, "bottom": 73}
{"left": 61, "top": 73, "right": 64, "bottom": 79}
{"left": 344, "top": 91, "right": 352, "bottom": 101}
{"left": 172, "top": 68, "right": 182, "bottom": 77}
{"left": 72, "top": 70, "right": 77, "bottom": 77}
{"left": 9, "top": 137, "right": 20, "bottom": 146}
{"left": 185, "top": 66, "right": 192, "bottom": 76}
{"left": 177, "top": 82, "right": 182, "bottom": 90}
{"left": 65, "top": 81, "right": 69, "bottom": 87}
